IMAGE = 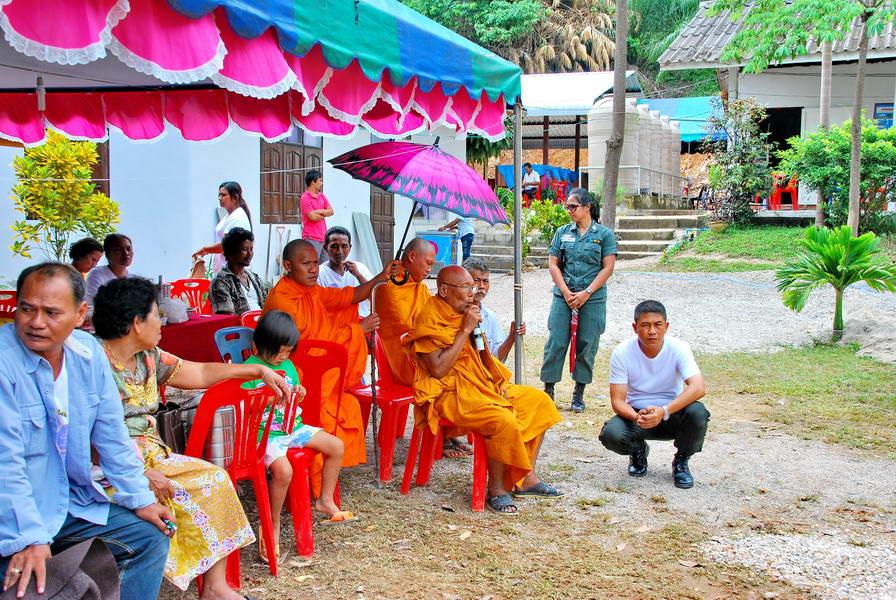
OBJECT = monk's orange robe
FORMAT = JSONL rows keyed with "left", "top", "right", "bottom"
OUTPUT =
{"left": 374, "top": 279, "right": 432, "bottom": 385}
{"left": 263, "top": 277, "right": 367, "bottom": 468}
{"left": 403, "top": 296, "right": 562, "bottom": 489}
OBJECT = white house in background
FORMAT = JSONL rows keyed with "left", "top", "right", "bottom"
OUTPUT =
{"left": 660, "top": 3, "right": 896, "bottom": 147}
{"left": 0, "top": 127, "right": 464, "bottom": 285}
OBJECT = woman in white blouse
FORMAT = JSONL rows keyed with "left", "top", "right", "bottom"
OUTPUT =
{"left": 191, "top": 181, "right": 252, "bottom": 272}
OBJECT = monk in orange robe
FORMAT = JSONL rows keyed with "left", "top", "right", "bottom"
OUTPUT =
{"left": 263, "top": 239, "right": 399, "bottom": 468}
{"left": 374, "top": 237, "right": 436, "bottom": 385}
{"left": 404, "top": 265, "right": 563, "bottom": 514}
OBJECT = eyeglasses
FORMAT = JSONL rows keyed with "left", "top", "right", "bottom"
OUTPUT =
{"left": 564, "top": 203, "right": 583, "bottom": 211}
{"left": 441, "top": 283, "right": 479, "bottom": 294}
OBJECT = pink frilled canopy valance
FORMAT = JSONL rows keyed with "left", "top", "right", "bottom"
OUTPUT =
{"left": 0, "top": 0, "right": 515, "bottom": 146}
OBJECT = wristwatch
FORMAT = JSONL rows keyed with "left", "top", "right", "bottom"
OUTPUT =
{"left": 661, "top": 405, "right": 670, "bottom": 421}
{"left": 584, "top": 287, "right": 594, "bottom": 294}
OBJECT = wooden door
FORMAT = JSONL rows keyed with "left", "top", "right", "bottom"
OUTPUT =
{"left": 369, "top": 186, "right": 395, "bottom": 264}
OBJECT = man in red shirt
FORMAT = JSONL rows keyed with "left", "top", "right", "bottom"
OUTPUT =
{"left": 301, "top": 169, "right": 334, "bottom": 262}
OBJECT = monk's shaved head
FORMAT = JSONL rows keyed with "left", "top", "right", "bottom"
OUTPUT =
{"left": 437, "top": 266, "right": 474, "bottom": 313}
{"left": 403, "top": 237, "right": 436, "bottom": 283}
{"left": 436, "top": 265, "right": 471, "bottom": 287}
{"left": 283, "top": 239, "right": 314, "bottom": 263}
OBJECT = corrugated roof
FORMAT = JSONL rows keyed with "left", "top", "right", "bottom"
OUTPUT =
{"left": 521, "top": 71, "right": 640, "bottom": 116}
{"left": 660, "top": 1, "right": 896, "bottom": 70}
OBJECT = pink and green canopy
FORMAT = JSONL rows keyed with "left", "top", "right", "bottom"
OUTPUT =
{"left": 0, "top": 0, "right": 521, "bottom": 145}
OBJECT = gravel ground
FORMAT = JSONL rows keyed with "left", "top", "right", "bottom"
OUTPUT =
{"left": 477, "top": 268, "right": 896, "bottom": 360}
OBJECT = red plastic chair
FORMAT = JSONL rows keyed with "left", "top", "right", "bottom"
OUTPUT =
{"left": 170, "top": 278, "right": 212, "bottom": 314}
{"left": 769, "top": 174, "right": 799, "bottom": 210}
{"left": 240, "top": 310, "right": 262, "bottom": 328}
{"left": 551, "top": 180, "right": 568, "bottom": 203}
{"left": 400, "top": 418, "right": 487, "bottom": 512}
{"left": 0, "top": 290, "right": 16, "bottom": 321}
{"left": 184, "top": 378, "right": 279, "bottom": 582}
{"left": 282, "top": 340, "right": 348, "bottom": 557}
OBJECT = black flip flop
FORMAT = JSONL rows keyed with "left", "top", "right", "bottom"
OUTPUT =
{"left": 486, "top": 493, "right": 519, "bottom": 515}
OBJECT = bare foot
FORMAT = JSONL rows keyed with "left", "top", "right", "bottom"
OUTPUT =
{"left": 314, "top": 497, "right": 340, "bottom": 519}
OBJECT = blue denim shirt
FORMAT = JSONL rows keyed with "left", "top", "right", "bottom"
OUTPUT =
{"left": 0, "top": 325, "right": 155, "bottom": 557}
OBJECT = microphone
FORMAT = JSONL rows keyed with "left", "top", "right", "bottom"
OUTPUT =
{"left": 471, "top": 324, "right": 485, "bottom": 351}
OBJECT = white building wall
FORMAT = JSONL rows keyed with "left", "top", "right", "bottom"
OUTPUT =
{"left": 739, "top": 60, "right": 896, "bottom": 133}
{"left": 0, "top": 127, "right": 466, "bottom": 285}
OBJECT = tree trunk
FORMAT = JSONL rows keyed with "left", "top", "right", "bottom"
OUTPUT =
{"left": 816, "top": 40, "right": 832, "bottom": 228}
{"left": 847, "top": 13, "right": 870, "bottom": 236}
{"left": 832, "top": 287, "right": 844, "bottom": 341}
{"left": 600, "top": 0, "right": 628, "bottom": 230}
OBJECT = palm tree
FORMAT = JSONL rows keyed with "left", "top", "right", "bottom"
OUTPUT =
{"left": 776, "top": 226, "right": 896, "bottom": 341}
{"left": 498, "top": 0, "right": 616, "bottom": 73}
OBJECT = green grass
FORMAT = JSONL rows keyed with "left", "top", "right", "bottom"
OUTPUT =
{"left": 666, "top": 226, "right": 806, "bottom": 261}
{"left": 702, "top": 343, "right": 896, "bottom": 457}
{"left": 653, "top": 257, "right": 779, "bottom": 273}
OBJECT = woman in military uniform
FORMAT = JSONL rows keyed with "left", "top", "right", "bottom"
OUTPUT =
{"left": 540, "top": 188, "right": 617, "bottom": 412}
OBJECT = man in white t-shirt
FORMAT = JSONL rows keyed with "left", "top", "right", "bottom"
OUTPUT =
{"left": 462, "top": 258, "right": 524, "bottom": 362}
{"left": 599, "top": 300, "right": 709, "bottom": 489}
{"left": 521, "top": 162, "right": 541, "bottom": 202}
{"left": 317, "top": 226, "right": 374, "bottom": 317}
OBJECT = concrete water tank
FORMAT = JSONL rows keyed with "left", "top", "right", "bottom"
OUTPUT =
{"left": 648, "top": 110, "right": 663, "bottom": 195}
{"left": 659, "top": 115, "right": 672, "bottom": 195}
{"left": 586, "top": 97, "right": 641, "bottom": 197}
{"left": 668, "top": 120, "right": 681, "bottom": 196}
{"left": 636, "top": 104, "right": 652, "bottom": 195}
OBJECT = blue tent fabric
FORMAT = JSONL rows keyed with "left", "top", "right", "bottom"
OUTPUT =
{"left": 635, "top": 96, "right": 725, "bottom": 142}
{"left": 496, "top": 164, "right": 579, "bottom": 190}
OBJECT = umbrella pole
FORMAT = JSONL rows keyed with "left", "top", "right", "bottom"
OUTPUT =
{"left": 394, "top": 201, "right": 418, "bottom": 261}
{"left": 512, "top": 104, "right": 524, "bottom": 384}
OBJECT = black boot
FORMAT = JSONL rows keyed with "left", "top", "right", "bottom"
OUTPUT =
{"left": 627, "top": 441, "right": 649, "bottom": 477}
{"left": 544, "top": 382, "right": 555, "bottom": 401}
{"left": 672, "top": 452, "right": 694, "bottom": 489}
{"left": 570, "top": 382, "right": 585, "bottom": 413}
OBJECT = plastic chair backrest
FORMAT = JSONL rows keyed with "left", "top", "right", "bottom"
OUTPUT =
{"left": 0, "top": 290, "right": 16, "bottom": 318}
{"left": 240, "top": 310, "right": 262, "bottom": 329}
{"left": 289, "top": 340, "right": 348, "bottom": 429}
{"left": 374, "top": 336, "right": 412, "bottom": 392}
{"left": 214, "top": 326, "right": 254, "bottom": 364}
{"left": 184, "top": 378, "right": 277, "bottom": 481}
{"left": 170, "top": 278, "right": 211, "bottom": 314}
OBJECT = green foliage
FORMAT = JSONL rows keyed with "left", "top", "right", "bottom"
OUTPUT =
{"left": 403, "top": 0, "right": 546, "bottom": 48}
{"left": 706, "top": 98, "right": 771, "bottom": 225}
{"left": 776, "top": 119, "right": 896, "bottom": 233}
{"left": 466, "top": 119, "right": 512, "bottom": 171}
{"left": 527, "top": 198, "right": 568, "bottom": 243}
{"left": 775, "top": 226, "right": 896, "bottom": 339}
{"left": 666, "top": 225, "right": 806, "bottom": 261}
{"left": 711, "top": 0, "right": 895, "bottom": 74}
{"left": 10, "top": 131, "right": 120, "bottom": 261}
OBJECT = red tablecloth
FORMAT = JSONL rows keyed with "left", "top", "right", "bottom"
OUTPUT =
{"left": 159, "top": 313, "right": 240, "bottom": 363}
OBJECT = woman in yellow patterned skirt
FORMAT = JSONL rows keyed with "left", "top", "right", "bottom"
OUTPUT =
{"left": 93, "top": 277, "right": 289, "bottom": 599}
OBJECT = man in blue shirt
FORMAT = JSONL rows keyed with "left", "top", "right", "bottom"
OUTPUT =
{"left": 0, "top": 263, "right": 173, "bottom": 600}
{"left": 438, "top": 216, "right": 476, "bottom": 261}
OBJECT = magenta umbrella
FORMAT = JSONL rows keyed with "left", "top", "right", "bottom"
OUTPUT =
{"left": 329, "top": 140, "right": 509, "bottom": 260}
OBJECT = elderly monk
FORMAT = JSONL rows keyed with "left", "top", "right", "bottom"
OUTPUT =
{"left": 404, "top": 265, "right": 564, "bottom": 514}
{"left": 374, "top": 237, "right": 436, "bottom": 385}
{"left": 263, "top": 239, "right": 399, "bottom": 468}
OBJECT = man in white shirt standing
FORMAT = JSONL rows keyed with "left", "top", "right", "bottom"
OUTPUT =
{"left": 317, "top": 226, "right": 374, "bottom": 317}
{"left": 599, "top": 300, "right": 708, "bottom": 489}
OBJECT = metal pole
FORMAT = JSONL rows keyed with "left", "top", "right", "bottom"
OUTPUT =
{"left": 513, "top": 104, "right": 523, "bottom": 384}
{"left": 574, "top": 121, "right": 581, "bottom": 187}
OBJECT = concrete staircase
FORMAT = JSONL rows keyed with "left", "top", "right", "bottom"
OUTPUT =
{"left": 615, "top": 210, "right": 706, "bottom": 260}
{"left": 469, "top": 226, "right": 515, "bottom": 272}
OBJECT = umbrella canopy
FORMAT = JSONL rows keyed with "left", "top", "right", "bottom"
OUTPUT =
{"left": 328, "top": 141, "right": 508, "bottom": 225}
{"left": 0, "top": 0, "right": 520, "bottom": 145}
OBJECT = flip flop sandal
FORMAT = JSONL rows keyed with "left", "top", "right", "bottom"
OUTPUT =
{"left": 448, "top": 438, "right": 475, "bottom": 455}
{"left": 441, "top": 442, "right": 467, "bottom": 459}
{"left": 321, "top": 510, "right": 359, "bottom": 526}
{"left": 486, "top": 493, "right": 519, "bottom": 515}
{"left": 258, "top": 534, "right": 280, "bottom": 565}
{"left": 513, "top": 481, "right": 564, "bottom": 499}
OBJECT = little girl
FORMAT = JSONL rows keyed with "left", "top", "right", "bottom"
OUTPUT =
{"left": 244, "top": 310, "right": 357, "bottom": 564}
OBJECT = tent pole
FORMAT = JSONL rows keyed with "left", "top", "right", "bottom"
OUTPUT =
{"left": 513, "top": 104, "right": 524, "bottom": 384}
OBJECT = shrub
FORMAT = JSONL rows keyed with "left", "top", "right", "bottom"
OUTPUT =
{"left": 777, "top": 119, "right": 896, "bottom": 234}
{"left": 10, "top": 131, "right": 120, "bottom": 260}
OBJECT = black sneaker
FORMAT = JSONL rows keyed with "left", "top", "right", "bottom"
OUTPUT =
{"left": 544, "top": 382, "right": 555, "bottom": 401}
{"left": 627, "top": 441, "right": 649, "bottom": 477}
{"left": 672, "top": 452, "right": 694, "bottom": 489}
{"left": 570, "top": 383, "right": 585, "bottom": 413}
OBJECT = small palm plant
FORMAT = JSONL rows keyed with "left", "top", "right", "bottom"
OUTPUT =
{"left": 776, "top": 226, "right": 896, "bottom": 341}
